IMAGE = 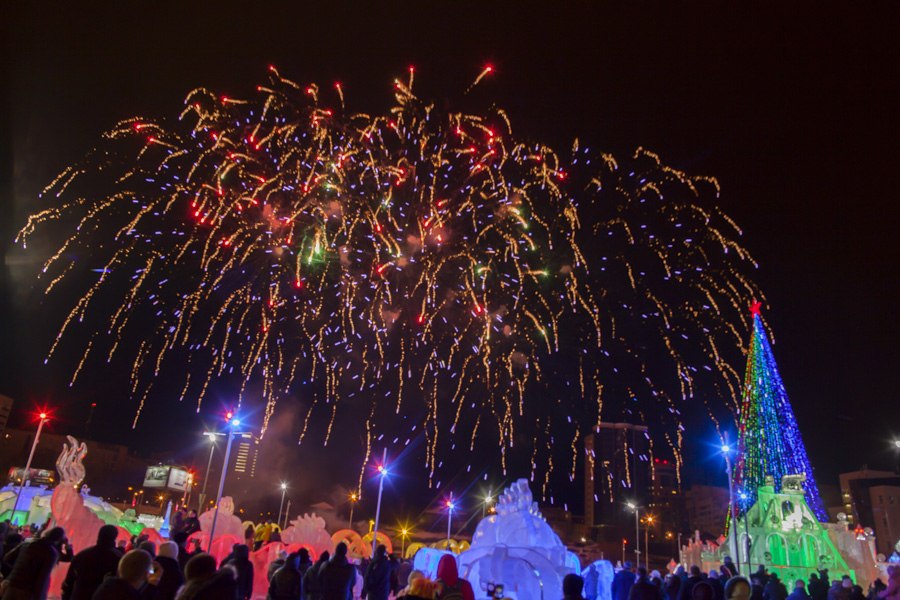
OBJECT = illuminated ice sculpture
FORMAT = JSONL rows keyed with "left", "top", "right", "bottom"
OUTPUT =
{"left": 457, "top": 479, "right": 579, "bottom": 599}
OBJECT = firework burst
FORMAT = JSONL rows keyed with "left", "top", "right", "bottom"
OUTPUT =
{"left": 17, "top": 67, "right": 760, "bottom": 497}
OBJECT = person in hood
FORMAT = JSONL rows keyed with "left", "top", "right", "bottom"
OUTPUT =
{"left": 62, "top": 524, "right": 122, "bottom": 600}
{"left": 3, "top": 526, "right": 72, "bottom": 600}
{"left": 269, "top": 552, "right": 304, "bottom": 600}
{"left": 708, "top": 571, "right": 725, "bottom": 600}
{"left": 434, "top": 554, "right": 474, "bottom": 600}
{"left": 678, "top": 567, "right": 705, "bottom": 600}
{"left": 725, "top": 577, "right": 752, "bottom": 600}
{"left": 296, "top": 548, "right": 312, "bottom": 577}
{"left": 629, "top": 567, "right": 661, "bottom": 600}
{"left": 764, "top": 575, "right": 788, "bottom": 600}
{"left": 614, "top": 563, "right": 637, "bottom": 600}
{"left": 269, "top": 549, "right": 288, "bottom": 582}
{"left": 809, "top": 573, "right": 830, "bottom": 600}
{"left": 565, "top": 573, "right": 587, "bottom": 600}
{"left": 222, "top": 544, "right": 254, "bottom": 600}
{"left": 302, "top": 550, "right": 328, "bottom": 600}
{"left": 91, "top": 549, "right": 163, "bottom": 600}
{"left": 175, "top": 553, "right": 237, "bottom": 600}
{"left": 789, "top": 581, "right": 811, "bottom": 600}
{"left": 362, "top": 544, "right": 396, "bottom": 600}
{"left": 155, "top": 541, "right": 185, "bottom": 600}
{"left": 320, "top": 543, "right": 355, "bottom": 600}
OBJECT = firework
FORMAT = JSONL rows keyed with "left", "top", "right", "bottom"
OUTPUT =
{"left": 17, "top": 67, "right": 760, "bottom": 497}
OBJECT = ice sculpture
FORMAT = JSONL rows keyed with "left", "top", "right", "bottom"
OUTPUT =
{"left": 456, "top": 479, "right": 577, "bottom": 599}
{"left": 49, "top": 436, "right": 130, "bottom": 598}
{"left": 280, "top": 512, "right": 334, "bottom": 556}
{"left": 331, "top": 529, "right": 372, "bottom": 559}
{"left": 197, "top": 496, "right": 245, "bottom": 538}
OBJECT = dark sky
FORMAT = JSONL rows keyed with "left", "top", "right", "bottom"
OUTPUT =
{"left": 2, "top": 2, "right": 899, "bottom": 515}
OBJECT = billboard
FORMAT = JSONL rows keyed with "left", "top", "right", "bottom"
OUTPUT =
{"left": 7, "top": 467, "right": 55, "bottom": 486}
{"left": 143, "top": 465, "right": 192, "bottom": 491}
{"left": 143, "top": 465, "right": 170, "bottom": 488}
{"left": 166, "top": 467, "right": 190, "bottom": 492}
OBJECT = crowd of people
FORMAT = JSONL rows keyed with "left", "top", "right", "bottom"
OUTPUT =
{"left": 568, "top": 559, "right": 900, "bottom": 600}
{"left": 0, "top": 516, "right": 897, "bottom": 600}
{"left": 0, "top": 517, "right": 480, "bottom": 600}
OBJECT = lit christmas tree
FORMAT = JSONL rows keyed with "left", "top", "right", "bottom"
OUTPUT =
{"left": 733, "top": 302, "right": 827, "bottom": 521}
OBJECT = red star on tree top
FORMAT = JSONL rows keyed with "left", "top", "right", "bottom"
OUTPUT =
{"left": 749, "top": 301, "right": 763, "bottom": 316}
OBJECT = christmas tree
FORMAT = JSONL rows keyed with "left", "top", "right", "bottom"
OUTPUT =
{"left": 733, "top": 302, "right": 827, "bottom": 521}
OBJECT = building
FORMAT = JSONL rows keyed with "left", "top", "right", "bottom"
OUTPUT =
{"left": 0, "top": 396, "right": 12, "bottom": 434}
{"left": 839, "top": 467, "right": 900, "bottom": 556}
{"left": 584, "top": 422, "right": 651, "bottom": 527}
{"left": 192, "top": 432, "right": 260, "bottom": 512}
{"left": 684, "top": 484, "right": 730, "bottom": 537}
{"left": 649, "top": 457, "right": 686, "bottom": 543}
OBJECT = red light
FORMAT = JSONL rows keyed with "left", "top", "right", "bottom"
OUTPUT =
{"left": 90, "top": 403, "right": 96, "bottom": 408}
{"left": 39, "top": 413, "right": 47, "bottom": 420}
{"left": 416, "top": 314, "right": 425, "bottom": 325}
{"left": 485, "top": 65, "right": 494, "bottom": 73}
{"left": 225, "top": 411, "right": 233, "bottom": 421}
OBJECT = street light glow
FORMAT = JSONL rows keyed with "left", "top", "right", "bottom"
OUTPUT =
{"left": 231, "top": 418, "right": 241, "bottom": 427}
{"left": 626, "top": 501, "right": 636, "bottom": 510}
{"left": 280, "top": 482, "right": 287, "bottom": 490}
{"left": 39, "top": 412, "right": 47, "bottom": 420}
{"left": 377, "top": 465, "right": 388, "bottom": 476}
{"left": 721, "top": 444, "right": 731, "bottom": 453}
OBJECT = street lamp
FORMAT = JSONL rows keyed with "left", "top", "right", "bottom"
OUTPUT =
{"left": 446, "top": 495, "right": 456, "bottom": 544}
{"left": 482, "top": 490, "right": 493, "bottom": 519}
{"left": 208, "top": 414, "right": 248, "bottom": 552}
{"left": 644, "top": 515, "right": 655, "bottom": 570}
{"left": 278, "top": 482, "right": 288, "bottom": 528}
{"left": 198, "top": 431, "right": 219, "bottom": 511}
{"left": 722, "top": 439, "right": 740, "bottom": 575}
{"left": 371, "top": 449, "right": 389, "bottom": 555}
{"left": 11, "top": 412, "right": 49, "bottom": 524}
{"left": 626, "top": 501, "right": 641, "bottom": 566}
{"left": 400, "top": 527, "right": 410, "bottom": 558}
{"left": 348, "top": 492, "right": 359, "bottom": 530}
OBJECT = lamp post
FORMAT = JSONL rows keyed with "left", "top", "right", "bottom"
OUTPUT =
{"left": 11, "top": 412, "right": 49, "bottom": 524}
{"left": 283, "top": 499, "right": 292, "bottom": 529}
{"left": 446, "top": 494, "right": 456, "bottom": 544}
{"left": 198, "top": 431, "right": 218, "bottom": 511}
{"left": 208, "top": 415, "right": 247, "bottom": 552}
{"left": 348, "top": 492, "right": 359, "bottom": 530}
{"left": 400, "top": 528, "right": 409, "bottom": 558}
{"left": 371, "top": 448, "right": 388, "bottom": 555}
{"left": 722, "top": 440, "right": 740, "bottom": 574}
{"left": 627, "top": 501, "right": 641, "bottom": 566}
{"left": 644, "top": 515, "right": 654, "bottom": 570}
{"left": 278, "top": 482, "right": 288, "bottom": 529}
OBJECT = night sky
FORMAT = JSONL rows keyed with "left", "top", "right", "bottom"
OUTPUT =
{"left": 2, "top": 3, "right": 899, "bottom": 514}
